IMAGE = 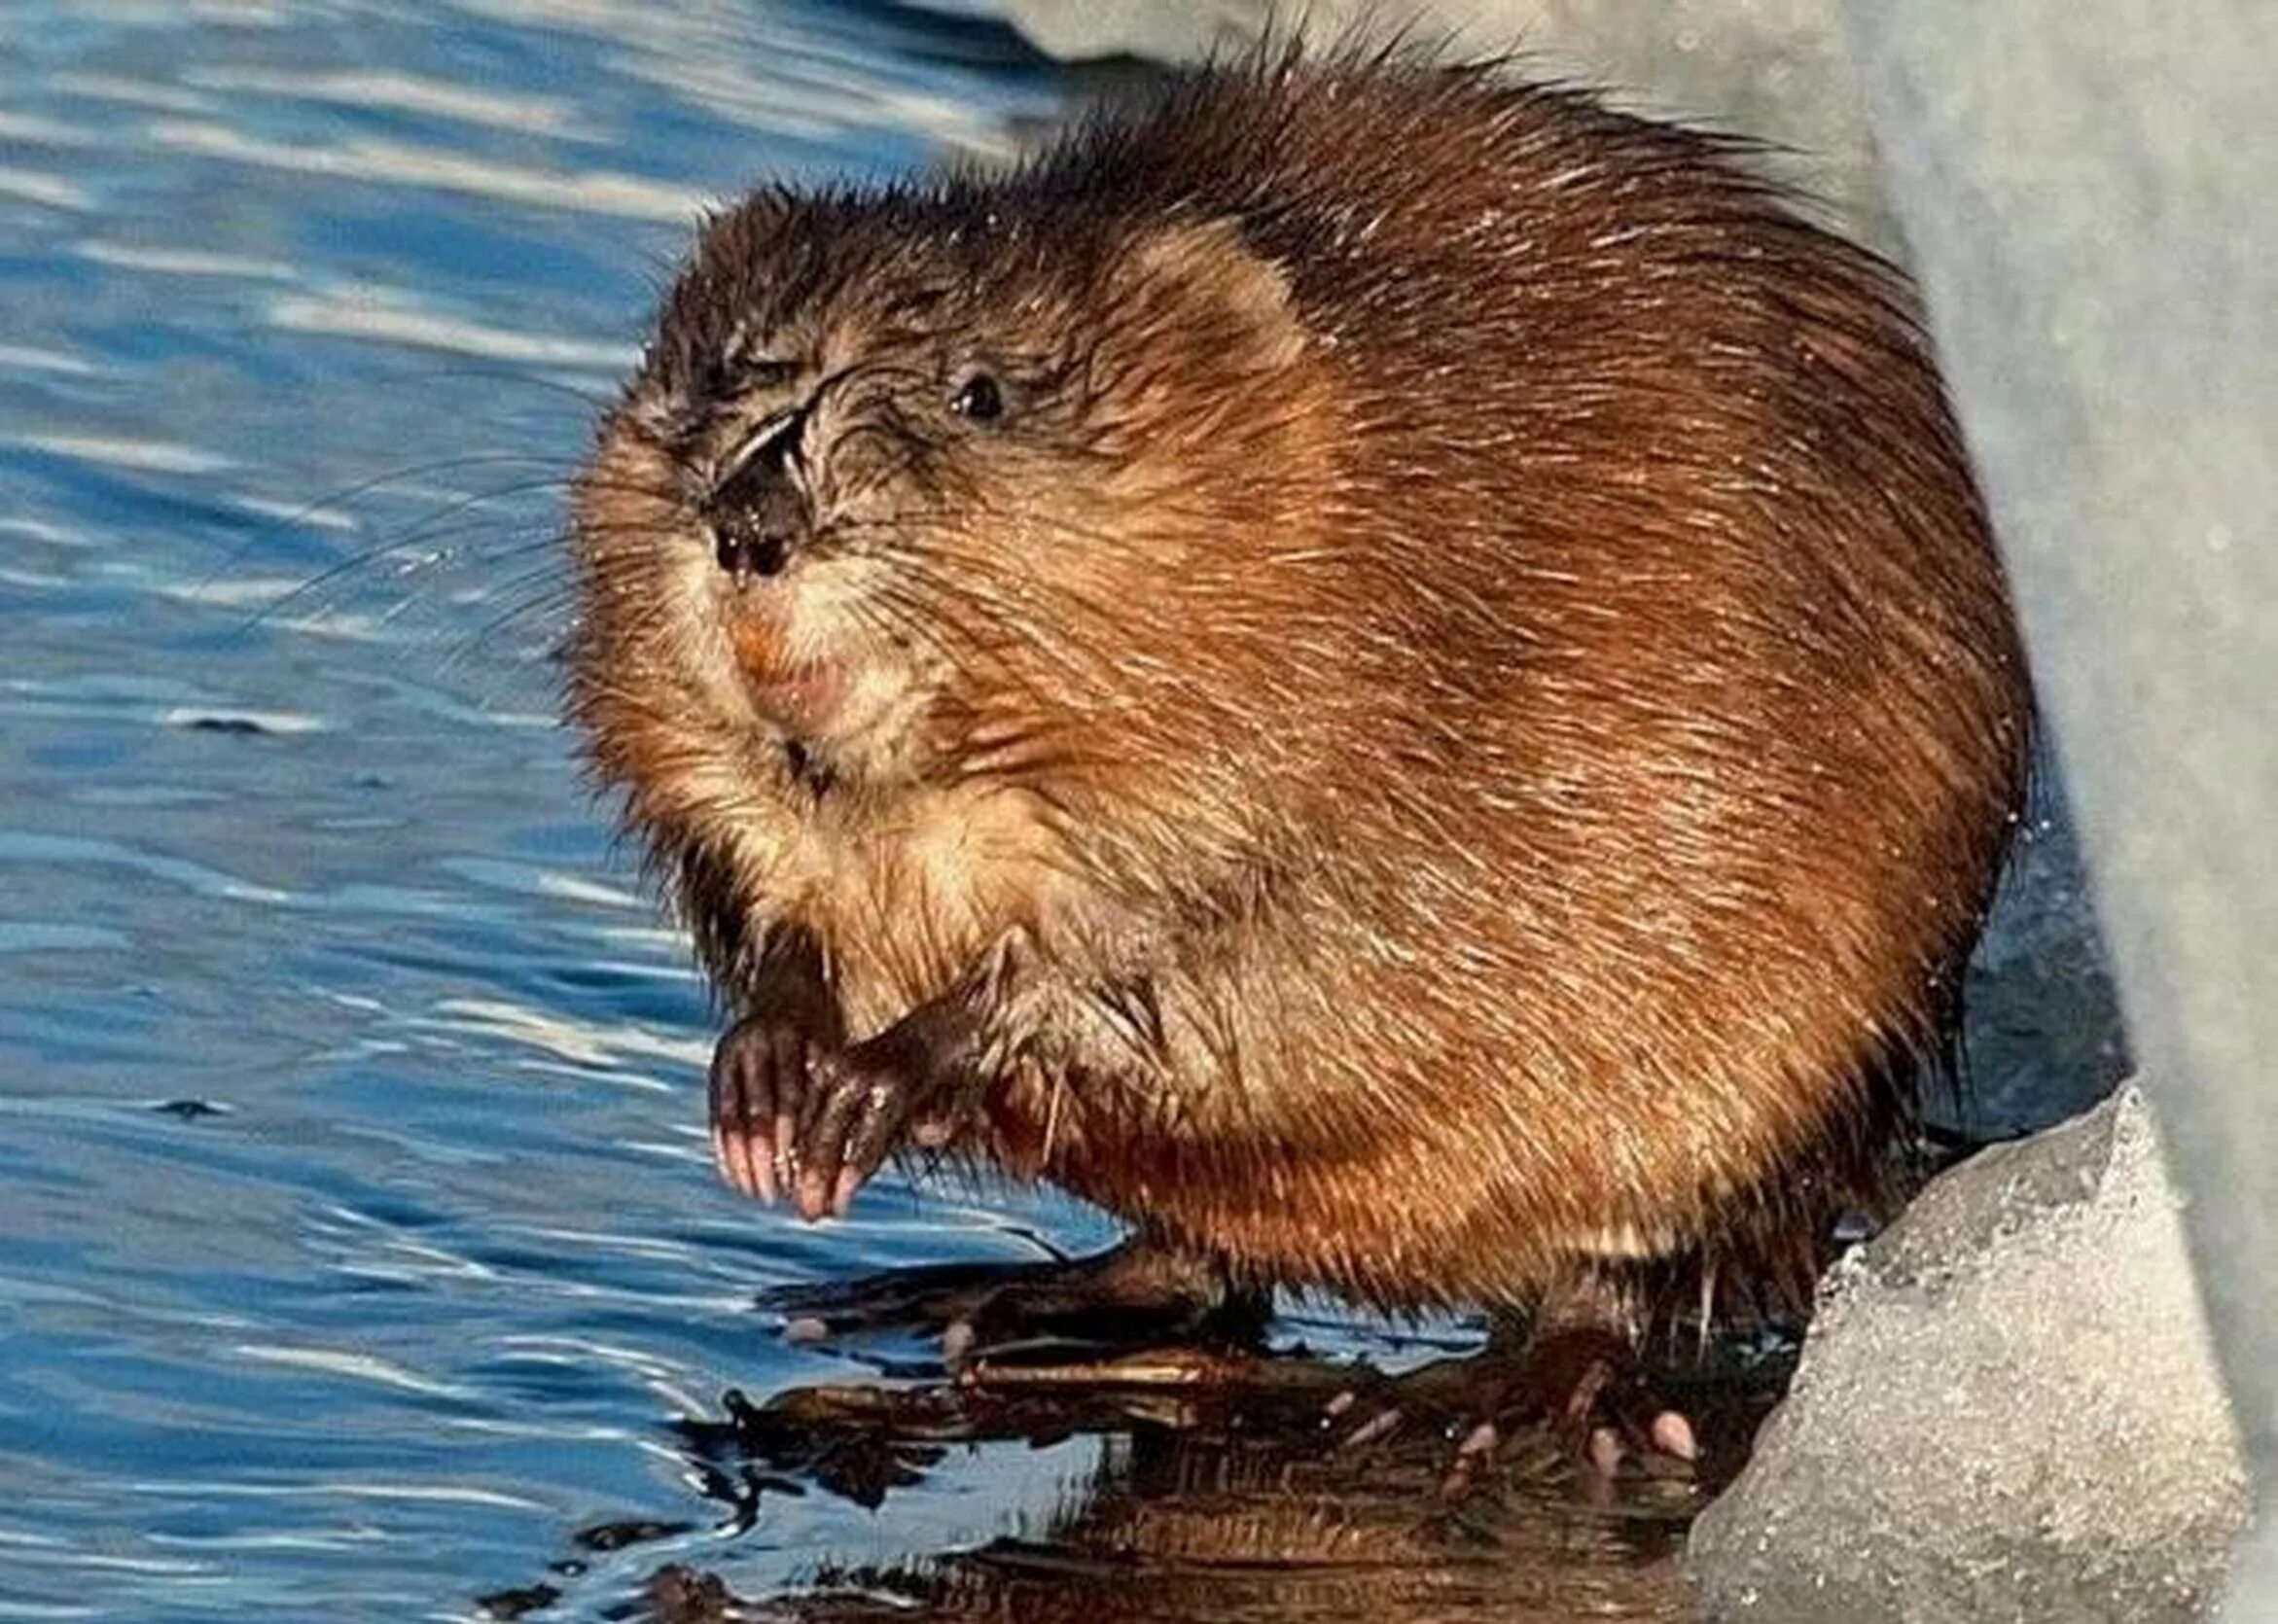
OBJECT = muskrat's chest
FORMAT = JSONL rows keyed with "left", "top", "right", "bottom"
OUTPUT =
{"left": 775, "top": 786, "right": 1064, "bottom": 1036}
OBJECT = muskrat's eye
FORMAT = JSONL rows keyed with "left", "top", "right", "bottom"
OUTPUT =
{"left": 949, "top": 371, "right": 1005, "bottom": 424}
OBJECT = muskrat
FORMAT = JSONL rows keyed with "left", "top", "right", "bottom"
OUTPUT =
{"left": 568, "top": 44, "right": 2028, "bottom": 1433}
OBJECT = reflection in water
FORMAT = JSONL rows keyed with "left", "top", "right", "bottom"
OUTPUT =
{"left": 487, "top": 1344, "right": 1788, "bottom": 1622}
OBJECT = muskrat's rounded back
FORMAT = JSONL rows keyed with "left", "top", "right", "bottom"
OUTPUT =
{"left": 981, "top": 55, "right": 2031, "bottom": 1297}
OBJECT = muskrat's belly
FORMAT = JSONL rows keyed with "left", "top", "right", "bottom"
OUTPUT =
{"left": 977, "top": 1080, "right": 1683, "bottom": 1308}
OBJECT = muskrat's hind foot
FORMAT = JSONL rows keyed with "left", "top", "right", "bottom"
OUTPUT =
{"left": 1477, "top": 1321, "right": 1698, "bottom": 1480}
{"left": 1335, "top": 1279, "right": 1698, "bottom": 1493}
{"left": 766, "top": 1239, "right": 1266, "bottom": 1362}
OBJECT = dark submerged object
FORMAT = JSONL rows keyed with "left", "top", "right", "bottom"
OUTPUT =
{"left": 569, "top": 46, "right": 2028, "bottom": 1344}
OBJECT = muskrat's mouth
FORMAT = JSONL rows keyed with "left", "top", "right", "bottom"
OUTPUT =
{"left": 744, "top": 660, "right": 848, "bottom": 735}
{"left": 725, "top": 607, "right": 850, "bottom": 735}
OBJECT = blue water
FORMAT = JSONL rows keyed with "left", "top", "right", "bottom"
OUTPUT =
{"left": 0, "top": 6, "right": 2122, "bottom": 1621}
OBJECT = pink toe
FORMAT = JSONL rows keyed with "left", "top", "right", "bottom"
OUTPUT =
{"left": 1586, "top": 1425, "right": 1624, "bottom": 1476}
{"left": 1650, "top": 1409, "right": 1697, "bottom": 1462}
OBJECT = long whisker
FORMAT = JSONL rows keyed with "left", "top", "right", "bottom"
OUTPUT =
{"left": 439, "top": 574, "right": 586, "bottom": 680}
{"left": 242, "top": 472, "right": 688, "bottom": 634}
{"left": 197, "top": 452, "right": 588, "bottom": 599}
{"left": 390, "top": 363, "right": 622, "bottom": 418}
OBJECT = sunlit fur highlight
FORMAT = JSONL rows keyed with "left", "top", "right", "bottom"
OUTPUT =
{"left": 569, "top": 46, "right": 2031, "bottom": 1316}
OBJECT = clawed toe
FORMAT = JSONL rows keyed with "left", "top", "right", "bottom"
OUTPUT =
{"left": 1325, "top": 1326, "right": 1700, "bottom": 1499}
{"left": 708, "top": 1009, "right": 947, "bottom": 1221}
{"left": 708, "top": 1011, "right": 822, "bottom": 1206}
{"left": 1499, "top": 1323, "right": 1697, "bottom": 1475}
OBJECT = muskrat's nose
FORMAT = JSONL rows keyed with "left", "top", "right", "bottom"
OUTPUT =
{"left": 708, "top": 433, "right": 807, "bottom": 583}
{"left": 714, "top": 516, "right": 790, "bottom": 582}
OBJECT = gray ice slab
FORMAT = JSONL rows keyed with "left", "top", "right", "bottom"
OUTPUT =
{"left": 1688, "top": 1085, "right": 2248, "bottom": 1623}
{"left": 1838, "top": 4, "right": 2278, "bottom": 1611}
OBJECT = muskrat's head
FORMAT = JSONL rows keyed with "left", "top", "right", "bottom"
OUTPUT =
{"left": 569, "top": 183, "right": 1331, "bottom": 822}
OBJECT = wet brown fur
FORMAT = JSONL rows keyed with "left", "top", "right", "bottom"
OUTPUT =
{"left": 568, "top": 46, "right": 2030, "bottom": 1317}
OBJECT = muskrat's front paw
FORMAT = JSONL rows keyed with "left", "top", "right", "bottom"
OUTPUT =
{"left": 788, "top": 1034, "right": 931, "bottom": 1222}
{"left": 709, "top": 1012, "right": 823, "bottom": 1204}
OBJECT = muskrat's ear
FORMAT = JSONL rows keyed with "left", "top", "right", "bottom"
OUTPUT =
{"left": 1112, "top": 218, "right": 1306, "bottom": 375}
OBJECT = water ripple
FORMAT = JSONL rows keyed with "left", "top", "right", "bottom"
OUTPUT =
{"left": 0, "top": 831, "right": 292, "bottom": 904}
{"left": 0, "top": 166, "right": 89, "bottom": 210}
{"left": 178, "top": 67, "right": 583, "bottom": 136}
{"left": 0, "top": 344, "right": 97, "bottom": 377}
{"left": 72, "top": 239, "right": 302, "bottom": 281}
{"left": 228, "top": 1344, "right": 481, "bottom": 1402}
{"left": 7, "top": 433, "right": 234, "bottom": 477}
{"left": 420, "top": 997, "right": 707, "bottom": 1076}
{"left": 144, "top": 118, "right": 711, "bottom": 223}
{"left": 267, "top": 290, "right": 635, "bottom": 371}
